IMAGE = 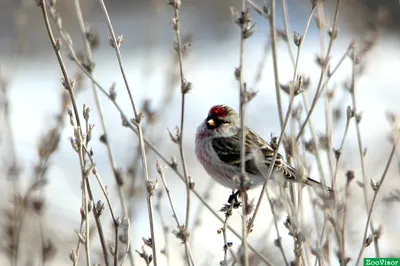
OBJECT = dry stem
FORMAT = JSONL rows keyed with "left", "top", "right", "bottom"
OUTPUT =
{"left": 97, "top": 0, "right": 158, "bottom": 264}
{"left": 168, "top": 1, "right": 193, "bottom": 264}
{"left": 38, "top": 1, "right": 94, "bottom": 264}
{"left": 238, "top": 0, "right": 250, "bottom": 265}
{"left": 349, "top": 47, "right": 380, "bottom": 259}
{"left": 355, "top": 129, "right": 399, "bottom": 265}
{"left": 73, "top": 0, "right": 133, "bottom": 263}
{"left": 296, "top": 0, "right": 343, "bottom": 141}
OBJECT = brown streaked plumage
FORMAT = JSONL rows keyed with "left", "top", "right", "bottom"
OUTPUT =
{"left": 195, "top": 104, "right": 332, "bottom": 192}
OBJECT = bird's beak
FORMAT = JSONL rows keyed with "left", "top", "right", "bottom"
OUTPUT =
{"left": 207, "top": 119, "right": 216, "bottom": 127}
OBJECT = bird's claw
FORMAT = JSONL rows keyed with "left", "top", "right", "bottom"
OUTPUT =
{"left": 227, "top": 190, "right": 241, "bottom": 209}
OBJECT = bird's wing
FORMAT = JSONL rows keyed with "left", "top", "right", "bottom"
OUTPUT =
{"left": 247, "top": 128, "right": 298, "bottom": 181}
{"left": 211, "top": 129, "right": 259, "bottom": 175}
{"left": 211, "top": 128, "right": 298, "bottom": 180}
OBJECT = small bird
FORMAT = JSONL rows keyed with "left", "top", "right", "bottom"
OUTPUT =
{"left": 195, "top": 104, "right": 331, "bottom": 192}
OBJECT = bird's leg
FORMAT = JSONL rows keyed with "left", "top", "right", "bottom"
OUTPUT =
{"left": 227, "top": 190, "right": 235, "bottom": 204}
{"left": 227, "top": 190, "right": 241, "bottom": 209}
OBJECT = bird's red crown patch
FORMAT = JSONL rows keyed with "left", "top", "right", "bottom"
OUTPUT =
{"left": 209, "top": 105, "right": 229, "bottom": 117}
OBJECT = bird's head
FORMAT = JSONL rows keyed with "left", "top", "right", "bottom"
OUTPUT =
{"left": 198, "top": 105, "right": 240, "bottom": 138}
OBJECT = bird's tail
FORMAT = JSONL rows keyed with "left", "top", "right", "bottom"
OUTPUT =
{"left": 305, "top": 177, "right": 333, "bottom": 193}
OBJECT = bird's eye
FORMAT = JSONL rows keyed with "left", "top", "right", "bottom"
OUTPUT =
{"left": 220, "top": 120, "right": 229, "bottom": 124}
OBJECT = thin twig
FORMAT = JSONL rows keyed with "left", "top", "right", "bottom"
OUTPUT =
{"left": 222, "top": 216, "right": 231, "bottom": 265}
{"left": 355, "top": 129, "right": 399, "bottom": 265}
{"left": 249, "top": 4, "right": 316, "bottom": 262}
{"left": 1, "top": 84, "right": 21, "bottom": 266}
{"left": 73, "top": 1, "right": 133, "bottom": 264}
{"left": 310, "top": 7, "right": 353, "bottom": 263}
{"left": 238, "top": 0, "right": 250, "bottom": 265}
{"left": 318, "top": 3, "right": 335, "bottom": 183}
{"left": 84, "top": 157, "right": 110, "bottom": 266}
{"left": 38, "top": 1, "right": 93, "bottom": 265}
{"left": 269, "top": 0, "right": 284, "bottom": 128}
{"left": 252, "top": 3, "right": 328, "bottom": 263}
{"left": 296, "top": 0, "right": 343, "bottom": 141}
{"left": 220, "top": 202, "right": 234, "bottom": 266}
{"left": 279, "top": 0, "right": 331, "bottom": 187}
{"left": 168, "top": 2, "right": 193, "bottom": 265}
{"left": 71, "top": 222, "right": 84, "bottom": 266}
{"left": 247, "top": 68, "right": 296, "bottom": 242}
{"left": 349, "top": 47, "right": 380, "bottom": 259}
{"left": 156, "top": 161, "right": 196, "bottom": 266}
{"left": 247, "top": 0, "right": 283, "bottom": 127}
{"left": 324, "top": 90, "right": 334, "bottom": 180}
{"left": 332, "top": 107, "right": 352, "bottom": 188}
{"left": 266, "top": 190, "right": 290, "bottom": 266}
{"left": 154, "top": 197, "right": 170, "bottom": 266}
{"left": 340, "top": 175, "right": 352, "bottom": 266}
{"left": 288, "top": 5, "right": 316, "bottom": 264}
{"left": 281, "top": 0, "right": 295, "bottom": 66}
{"left": 292, "top": 5, "right": 316, "bottom": 81}
{"left": 157, "top": 162, "right": 181, "bottom": 226}
{"left": 83, "top": 146, "right": 121, "bottom": 266}
{"left": 82, "top": 106, "right": 111, "bottom": 266}
{"left": 97, "top": 1, "right": 158, "bottom": 264}
{"left": 323, "top": 107, "right": 352, "bottom": 266}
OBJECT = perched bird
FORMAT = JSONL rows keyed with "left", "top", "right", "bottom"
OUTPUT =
{"left": 195, "top": 104, "right": 331, "bottom": 192}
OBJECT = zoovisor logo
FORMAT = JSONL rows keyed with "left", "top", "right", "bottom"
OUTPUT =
{"left": 364, "top": 258, "right": 400, "bottom": 265}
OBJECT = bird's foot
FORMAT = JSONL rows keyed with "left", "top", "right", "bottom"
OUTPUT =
{"left": 227, "top": 190, "right": 241, "bottom": 209}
